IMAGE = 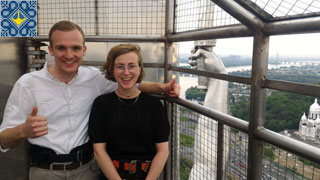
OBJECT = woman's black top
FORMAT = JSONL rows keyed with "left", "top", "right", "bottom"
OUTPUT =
{"left": 88, "top": 91, "right": 170, "bottom": 160}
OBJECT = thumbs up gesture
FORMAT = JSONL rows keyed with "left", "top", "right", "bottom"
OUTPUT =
{"left": 22, "top": 106, "right": 48, "bottom": 138}
{"left": 164, "top": 79, "right": 181, "bottom": 97}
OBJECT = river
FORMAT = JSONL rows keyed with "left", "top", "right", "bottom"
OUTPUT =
{"left": 179, "top": 61, "right": 320, "bottom": 99}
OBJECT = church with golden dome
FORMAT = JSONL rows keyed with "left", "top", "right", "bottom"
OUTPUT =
{"left": 299, "top": 99, "right": 320, "bottom": 140}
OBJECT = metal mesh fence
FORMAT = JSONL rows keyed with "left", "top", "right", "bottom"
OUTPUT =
{"left": 96, "top": 0, "right": 165, "bottom": 35}
{"left": 172, "top": 104, "right": 230, "bottom": 180}
{"left": 37, "top": 0, "right": 320, "bottom": 35}
{"left": 173, "top": 105, "right": 198, "bottom": 180}
{"left": 37, "top": 0, "right": 165, "bottom": 36}
{"left": 172, "top": 104, "right": 320, "bottom": 180}
{"left": 31, "top": 1, "right": 320, "bottom": 180}
{"left": 38, "top": 0, "right": 97, "bottom": 35}
{"left": 263, "top": 143, "right": 320, "bottom": 180}
{"left": 251, "top": 0, "right": 320, "bottom": 18}
{"left": 226, "top": 130, "right": 248, "bottom": 180}
{"left": 175, "top": 0, "right": 239, "bottom": 32}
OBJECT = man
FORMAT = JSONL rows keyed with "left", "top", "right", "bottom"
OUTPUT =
{"left": 0, "top": 20, "right": 180, "bottom": 180}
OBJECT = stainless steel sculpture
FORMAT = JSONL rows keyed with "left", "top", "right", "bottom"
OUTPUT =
{"left": 188, "top": 40, "right": 229, "bottom": 179}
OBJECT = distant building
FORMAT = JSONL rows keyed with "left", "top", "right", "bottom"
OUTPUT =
{"left": 299, "top": 99, "right": 320, "bottom": 140}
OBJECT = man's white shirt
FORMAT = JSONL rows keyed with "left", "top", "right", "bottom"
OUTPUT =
{"left": 0, "top": 62, "right": 117, "bottom": 154}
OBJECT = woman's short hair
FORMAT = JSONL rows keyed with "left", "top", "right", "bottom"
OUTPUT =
{"left": 102, "top": 44, "right": 145, "bottom": 83}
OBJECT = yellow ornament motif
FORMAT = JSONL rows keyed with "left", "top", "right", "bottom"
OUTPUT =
{"left": 12, "top": 11, "right": 26, "bottom": 26}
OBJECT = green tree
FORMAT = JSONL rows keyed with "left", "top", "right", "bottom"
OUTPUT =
{"left": 298, "top": 157, "right": 320, "bottom": 169}
{"left": 185, "top": 86, "right": 206, "bottom": 102}
{"left": 264, "top": 146, "right": 275, "bottom": 160}
{"left": 230, "top": 96, "right": 250, "bottom": 121}
{"left": 265, "top": 92, "right": 315, "bottom": 131}
{"left": 231, "top": 91, "right": 318, "bottom": 132}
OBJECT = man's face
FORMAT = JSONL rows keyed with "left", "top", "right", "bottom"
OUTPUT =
{"left": 48, "top": 30, "right": 86, "bottom": 76}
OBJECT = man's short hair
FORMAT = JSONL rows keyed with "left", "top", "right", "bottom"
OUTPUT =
{"left": 49, "top": 20, "right": 85, "bottom": 46}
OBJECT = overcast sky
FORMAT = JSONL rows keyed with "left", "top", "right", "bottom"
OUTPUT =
{"left": 179, "top": 33, "right": 320, "bottom": 59}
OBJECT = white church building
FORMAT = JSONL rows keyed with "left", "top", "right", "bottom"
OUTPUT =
{"left": 299, "top": 98, "right": 320, "bottom": 140}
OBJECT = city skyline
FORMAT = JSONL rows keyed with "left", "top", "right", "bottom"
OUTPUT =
{"left": 179, "top": 33, "right": 320, "bottom": 59}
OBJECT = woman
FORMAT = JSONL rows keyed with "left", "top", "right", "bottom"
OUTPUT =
{"left": 88, "top": 44, "right": 170, "bottom": 180}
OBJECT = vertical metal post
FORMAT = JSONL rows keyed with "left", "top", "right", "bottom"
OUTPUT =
{"left": 164, "top": 0, "right": 175, "bottom": 179}
{"left": 247, "top": 33, "right": 269, "bottom": 180}
{"left": 94, "top": 0, "right": 99, "bottom": 35}
{"left": 217, "top": 122, "right": 224, "bottom": 180}
{"left": 0, "top": 38, "right": 29, "bottom": 180}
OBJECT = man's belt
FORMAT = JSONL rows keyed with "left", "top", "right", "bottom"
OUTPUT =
{"left": 29, "top": 142, "right": 93, "bottom": 171}
{"left": 29, "top": 142, "right": 93, "bottom": 163}
{"left": 31, "top": 157, "right": 91, "bottom": 171}
{"left": 112, "top": 160, "right": 151, "bottom": 174}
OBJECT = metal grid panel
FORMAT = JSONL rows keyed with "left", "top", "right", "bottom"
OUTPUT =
{"left": 228, "top": 132, "right": 320, "bottom": 180}
{"left": 227, "top": 130, "right": 249, "bottom": 180}
{"left": 263, "top": 143, "right": 320, "bottom": 180}
{"left": 37, "top": 0, "right": 165, "bottom": 36}
{"left": 172, "top": 104, "right": 230, "bottom": 180}
{"left": 175, "top": 0, "right": 239, "bottom": 32}
{"left": 173, "top": 105, "right": 198, "bottom": 180}
{"left": 251, "top": 0, "right": 320, "bottom": 17}
{"left": 172, "top": 103, "right": 320, "bottom": 180}
{"left": 97, "top": 0, "right": 165, "bottom": 35}
{"left": 38, "top": 0, "right": 97, "bottom": 35}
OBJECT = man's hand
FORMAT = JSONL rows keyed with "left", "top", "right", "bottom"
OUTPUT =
{"left": 164, "top": 79, "right": 181, "bottom": 97}
{"left": 0, "top": 106, "right": 48, "bottom": 150}
{"left": 138, "top": 80, "right": 181, "bottom": 97}
{"left": 21, "top": 106, "right": 48, "bottom": 138}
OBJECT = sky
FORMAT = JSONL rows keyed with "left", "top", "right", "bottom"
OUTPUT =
{"left": 179, "top": 33, "right": 320, "bottom": 59}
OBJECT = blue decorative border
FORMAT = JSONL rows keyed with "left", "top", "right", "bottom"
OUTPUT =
{"left": 0, "top": 0, "right": 37, "bottom": 37}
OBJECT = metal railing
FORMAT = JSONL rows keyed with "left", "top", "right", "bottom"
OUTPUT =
{"left": 28, "top": 0, "right": 320, "bottom": 179}
{"left": 168, "top": 98, "right": 320, "bottom": 180}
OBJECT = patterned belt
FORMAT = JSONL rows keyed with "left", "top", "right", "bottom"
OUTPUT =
{"left": 112, "top": 160, "right": 151, "bottom": 174}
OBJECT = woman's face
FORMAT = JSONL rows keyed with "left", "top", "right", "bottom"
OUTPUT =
{"left": 113, "top": 52, "right": 141, "bottom": 90}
